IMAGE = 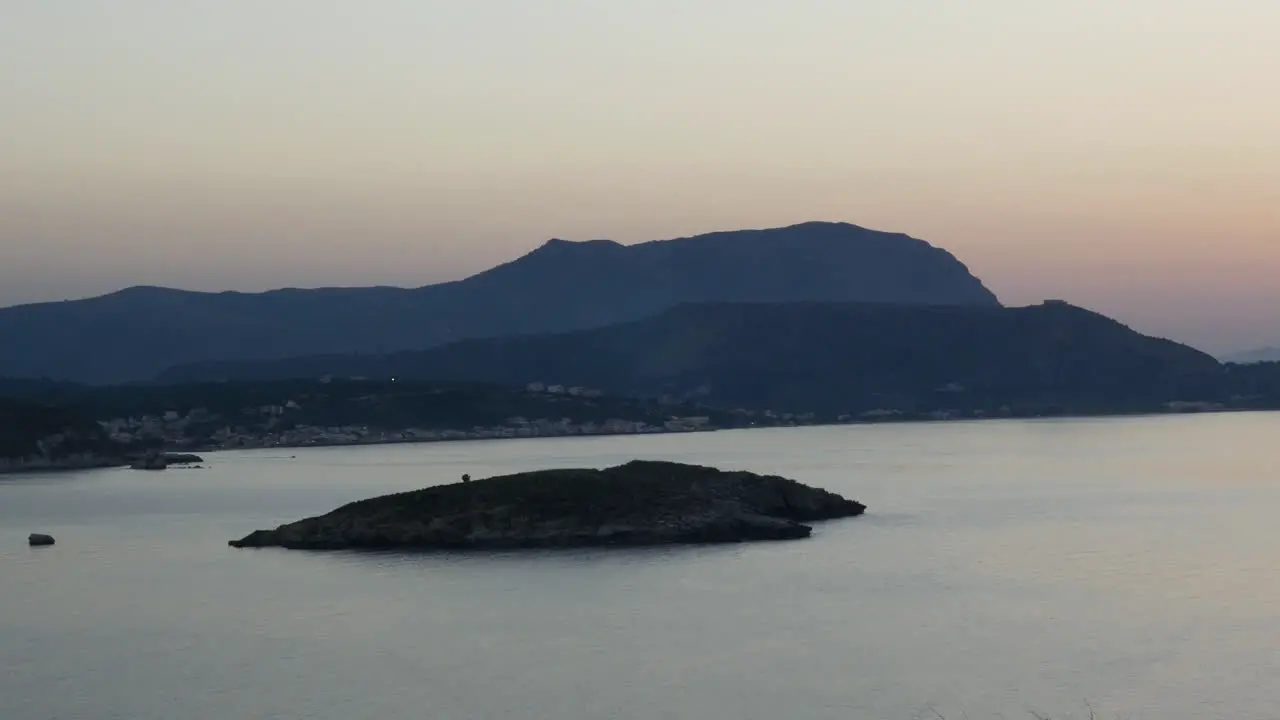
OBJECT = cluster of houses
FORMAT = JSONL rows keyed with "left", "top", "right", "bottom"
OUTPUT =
{"left": 524, "top": 382, "right": 603, "bottom": 398}
{"left": 99, "top": 402, "right": 302, "bottom": 448}
{"left": 94, "top": 397, "right": 720, "bottom": 452}
{"left": 234, "top": 415, "right": 716, "bottom": 450}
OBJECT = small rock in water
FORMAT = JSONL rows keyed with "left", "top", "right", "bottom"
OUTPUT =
{"left": 28, "top": 533, "right": 55, "bottom": 547}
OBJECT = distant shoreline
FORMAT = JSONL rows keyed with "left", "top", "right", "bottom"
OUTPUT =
{"left": 187, "top": 425, "right": 721, "bottom": 454}
{"left": 185, "top": 406, "right": 1268, "bottom": 455}
{"left": 5, "top": 406, "right": 1269, "bottom": 474}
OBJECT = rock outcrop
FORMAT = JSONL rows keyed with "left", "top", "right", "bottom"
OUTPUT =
{"left": 129, "top": 452, "right": 205, "bottom": 470}
{"left": 230, "top": 460, "right": 865, "bottom": 550}
{"left": 130, "top": 451, "right": 167, "bottom": 470}
{"left": 28, "top": 533, "right": 55, "bottom": 546}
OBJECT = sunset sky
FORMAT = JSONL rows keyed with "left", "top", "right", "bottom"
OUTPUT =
{"left": 2, "top": 1, "right": 1277, "bottom": 353}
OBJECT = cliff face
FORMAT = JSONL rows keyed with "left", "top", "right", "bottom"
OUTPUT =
{"left": 230, "top": 460, "right": 866, "bottom": 550}
{"left": 0, "top": 222, "right": 998, "bottom": 383}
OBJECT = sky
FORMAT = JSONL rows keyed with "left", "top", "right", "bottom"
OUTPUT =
{"left": 2, "top": 1, "right": 1278, "bottom": 354}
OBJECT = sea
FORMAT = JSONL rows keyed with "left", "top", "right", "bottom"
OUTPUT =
{"left": 3, "top": 413, "right": 1280, "bottom": 720}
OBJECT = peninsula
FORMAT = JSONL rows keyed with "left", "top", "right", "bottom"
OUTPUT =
{"left": 229, "top": 460, "right": 866, "bottom": 550}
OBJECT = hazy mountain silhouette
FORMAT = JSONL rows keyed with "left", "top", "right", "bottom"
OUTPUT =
{"left": 0, "top": 222, "right": 998, "bottom": 383}
{"left": 159, "top": 301, "right": 1224, "bottom": 416}
{"left": 1223, "top": 347, "right": 1280, "bottom": 364}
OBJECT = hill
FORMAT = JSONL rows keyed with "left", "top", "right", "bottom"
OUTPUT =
{"left": 0, "top": 399, "right": 123, "bottom": 472}
{"left": 0, "top": 222, "right": 998, "bottom": 384}
{"left": 159, "top": 301, "right": 1230, "bottom": 417}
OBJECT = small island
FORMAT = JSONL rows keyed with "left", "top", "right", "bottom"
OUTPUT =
{"left": 229, "top": 460, "right": 866, "bottom": 550}
{"left": 129, "top": 451, "right": 205, "bottom": 470}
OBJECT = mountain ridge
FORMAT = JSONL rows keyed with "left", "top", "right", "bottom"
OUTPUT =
{"left": 4, "top": 222, "right": 986, "bottom": 307}
{"left": 158, "top": 300, "right": 1226, "bottom": 416}
{"left": 0, "top": 222, "right": 1000, "bottom": 383}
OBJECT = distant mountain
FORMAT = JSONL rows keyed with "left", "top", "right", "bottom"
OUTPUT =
{"left": 159, "top": 301, "right": 1227, "bottom": 417}
{"left": 0, "top": 222, "right": 998, "bottom": 384}
{"left": 1223, "top": 347, "right": 1280, "bottom": 364}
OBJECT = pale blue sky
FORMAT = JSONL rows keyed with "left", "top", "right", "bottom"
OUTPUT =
{"left": 2, "top": 1, "right": 1278, "bottom": 351}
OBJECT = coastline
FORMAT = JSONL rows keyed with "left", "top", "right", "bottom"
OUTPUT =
{"left": 183, "top": 405, "right": 1266, "bottom": 455}
{"left": 0, "top": 455, "right": 124, "bottom": 475}
{"left": 186, "top": 425, "right": 722, "bottom": 454}
{"left": 5, "top": 406, "right": 1269, "bottom": 474}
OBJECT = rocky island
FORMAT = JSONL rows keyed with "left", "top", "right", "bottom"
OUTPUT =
{"left": 229, "top": 460, "right": 866, "bottom": 550}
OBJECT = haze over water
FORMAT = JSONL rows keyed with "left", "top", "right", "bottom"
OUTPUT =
{"left": 4, "top": 413, "right": 1280, "bottom": 719}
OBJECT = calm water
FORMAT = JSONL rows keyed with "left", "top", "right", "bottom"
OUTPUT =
{"left": 3, "top": 414, "right": 1280, "bottom": 719}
